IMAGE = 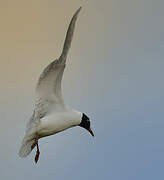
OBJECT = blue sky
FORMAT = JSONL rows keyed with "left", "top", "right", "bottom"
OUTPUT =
{"left": 0, "top": 0, "right": 164, "bottom": 179}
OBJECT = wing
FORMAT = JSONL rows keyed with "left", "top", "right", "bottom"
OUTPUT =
{"left": 35, "top": 7, "right": 82, "bottom": 116}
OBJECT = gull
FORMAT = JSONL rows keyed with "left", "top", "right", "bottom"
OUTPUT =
{"left": 19, "top": 7, "right": 94, "bottom": 163}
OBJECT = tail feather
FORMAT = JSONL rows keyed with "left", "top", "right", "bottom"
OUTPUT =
{"left": 19, "top": 136, "right": 35, "bottom": 158}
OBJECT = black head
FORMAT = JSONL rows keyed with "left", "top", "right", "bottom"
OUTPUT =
{"left": 79, "top": 113, "right": 94, "bottom": 137}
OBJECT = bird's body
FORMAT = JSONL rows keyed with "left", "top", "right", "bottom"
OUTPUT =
{"left": 19, "top": 7, "right": 94, "bottom": 163}
{"left": 38, "top": 109, "right": 82, "bottom": 138}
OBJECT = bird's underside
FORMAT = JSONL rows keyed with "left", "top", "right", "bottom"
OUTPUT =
{"left": 19, "top": 7, "right": 82, "bottom": 163}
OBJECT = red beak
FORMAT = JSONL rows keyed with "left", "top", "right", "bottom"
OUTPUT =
{"left": 88, "top": 127, "right": 94, "bottom": 137}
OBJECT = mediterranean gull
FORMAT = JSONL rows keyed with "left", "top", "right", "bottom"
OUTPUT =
{"left": 19, "top": 7, "right": 94, "bottom": 163}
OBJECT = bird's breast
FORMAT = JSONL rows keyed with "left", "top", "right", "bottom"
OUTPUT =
{"left": 38, "top": 111, "right": 81, "bottom": 138}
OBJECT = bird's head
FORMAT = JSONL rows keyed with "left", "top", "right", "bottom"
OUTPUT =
{"left": 79, "top": 113, "right": 94, "bottom": 137}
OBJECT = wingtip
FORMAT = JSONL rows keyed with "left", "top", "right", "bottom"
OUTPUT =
{"left": 59, "top": 6, "right": 82, "bottom": 62}
{"left": 78, "top": 6, "right": 82, "bottom": 11}
{"left": 75, "top": 7, "right": 82, "bottom": 16}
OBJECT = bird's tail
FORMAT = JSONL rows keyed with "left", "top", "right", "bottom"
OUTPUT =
{"left": 19, "top": 136, "right": 35, "bottom": 158}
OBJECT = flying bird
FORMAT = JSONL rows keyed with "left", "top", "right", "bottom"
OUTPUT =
{"left": 19, "top": 7, "right": 94, "bottom": 163}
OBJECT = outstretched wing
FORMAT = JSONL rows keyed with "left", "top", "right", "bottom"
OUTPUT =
{"left": 35, "top": 7, "right": 82, "bottom": 116}
{"left": 19, "top": 8, "right": 82, "bottom": 158}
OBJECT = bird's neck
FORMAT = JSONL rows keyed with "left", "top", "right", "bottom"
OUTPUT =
{"left": 66, "top": 108, "right": 82, "bottom": 126}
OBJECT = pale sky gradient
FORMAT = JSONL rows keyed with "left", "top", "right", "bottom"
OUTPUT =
{"left": 0, "top": 0, "right": 164, "bottom": 179}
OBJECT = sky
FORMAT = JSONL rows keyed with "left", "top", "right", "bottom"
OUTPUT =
{"left": 0, "top": 0, "right": 164, "bottom": 179}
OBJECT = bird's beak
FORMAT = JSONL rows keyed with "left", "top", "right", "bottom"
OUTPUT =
{"left": 87, "top": 127, "right": 94, "bottom": 137}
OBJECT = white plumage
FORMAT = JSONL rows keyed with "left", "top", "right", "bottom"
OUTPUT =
{"left": 19, "top": 7, "right": 83, "bottom": 160}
